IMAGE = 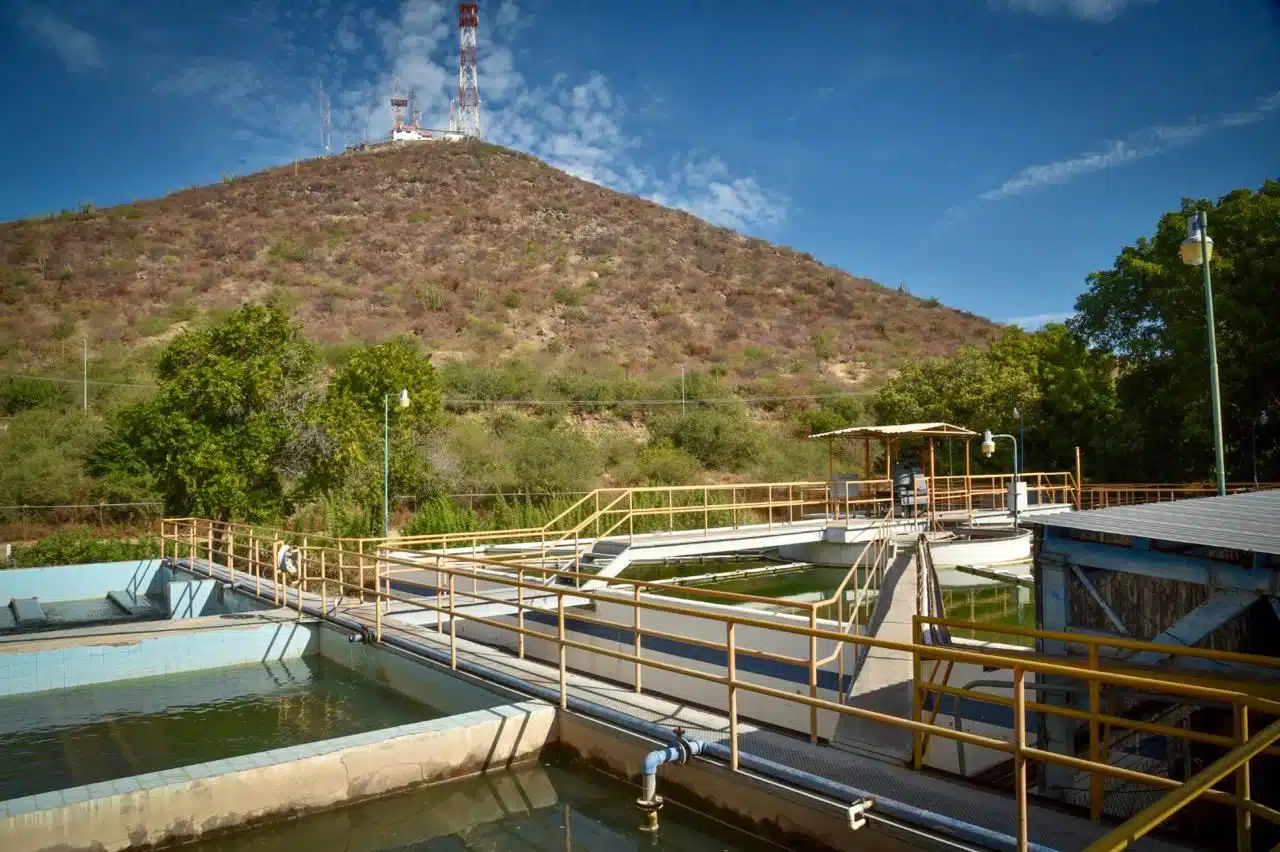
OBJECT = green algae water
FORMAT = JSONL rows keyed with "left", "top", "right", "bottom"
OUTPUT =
{"left": 0, "top": 656, "right": 438, "bottom": 801}
{"left": 184, "top": 750, "right": 784, "bottom": 852}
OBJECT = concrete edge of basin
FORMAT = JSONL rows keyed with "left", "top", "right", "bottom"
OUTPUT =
{"left": 554, "top": 710, "right": 933, "bottom": 852}
{"left": 0, "top": 700, "right": 556, "bottom": 852}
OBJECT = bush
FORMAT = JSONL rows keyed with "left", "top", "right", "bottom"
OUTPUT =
{"left": 7, "top": 529, "right": 158, "bottom": 568}
{"left": 403, "top": 495, "right": 483, "bottom": 536}
{"left": 648, "top": 407, "right": 765, "bottom": 472}
{"left": 632, "top": 440, "right": 701, "bottom": 485}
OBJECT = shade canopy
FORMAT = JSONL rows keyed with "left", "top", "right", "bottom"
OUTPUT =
{"left": 808, "top": 422, "right": 978, "bottom": 440}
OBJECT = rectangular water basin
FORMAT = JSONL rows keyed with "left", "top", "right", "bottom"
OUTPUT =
{"left": 180, "top": 748, "right": 782, "bottom": 852}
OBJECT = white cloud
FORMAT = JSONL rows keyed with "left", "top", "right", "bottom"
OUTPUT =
{"left": 138, "top": 0, "right": 786, "bottom": 231}
{"left": 993, "top": 0, "right": 1157, "bottom": 23}
{"left": 1006, "top": 312, "right": 1073, "bottom": 329}
{"left": 976, "top": 89, "right": 1280, "bottom": 203}
{"left": 20, "top": 9, "right": 102, "bottom": 71}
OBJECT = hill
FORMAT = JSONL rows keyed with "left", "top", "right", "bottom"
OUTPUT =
{"left": 0, "top": 141, "right": 996, "bottom": 388}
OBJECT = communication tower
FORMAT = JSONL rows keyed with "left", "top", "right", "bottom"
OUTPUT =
{"left": 454, "top": 2, "right": 481, "bottom": 138}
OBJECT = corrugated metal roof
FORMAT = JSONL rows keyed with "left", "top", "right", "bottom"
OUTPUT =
{"left": 1026, "top": 489, "right": 1280, "bottom": 556}
{"left": 809, "top": 422, "right": 978, "bottom": 440}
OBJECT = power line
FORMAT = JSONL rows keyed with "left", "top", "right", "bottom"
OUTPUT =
{"left": 0, "top": 371, "right": 875, "bottom": 406}
{"left": 0, "top": 371, "right": 155, "bottom": 390}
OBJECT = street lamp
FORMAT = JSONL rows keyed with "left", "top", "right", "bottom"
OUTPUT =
{"left": 982, "top": 429, "right": 1020, "bottom": 529}
{"left": 384, "top": 389, "right": 410, "bottom": 539}
{"left": 1180, "top": 211, "right": 1226, "bottom": 496}
{"left": 1013, "top": 406, "right": 1024, "bottom": 476}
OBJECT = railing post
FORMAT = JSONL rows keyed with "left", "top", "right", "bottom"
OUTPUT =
{"left": 1013, "top": 666, "right": 1029, "bottom": 852}
{"left": 727, "top": 620, "right": 739, "bottom": 771}
{"left": 227, "top": 529, "right": 235, "bottom": 584}
{"left": 272, "top": 536, "right": 280, "bottom": 606}
{"left": 320, "top": 548, "right": 327, "bottom": 615}
{"left": 297, "top": 547, "right": 305, "bottom": 617}
{"left": 206, "top": 524, "right": 213, "bottom": 573}
{"left": 189, "top": 522, "right": 195, "bottom": 569}
{"left": 912, "top": 616, "right": 924, "bottom": 769}
{"left": 517, "top": 567, "right": 525, "bottom": 659}
{"left": 436, "top": 557, "right": 444, "bottom": 634}
{"left": 357, "top": 540, "right": 365, "bottom": 604}
{"left": 253, "top": 534, "right": 261, "bottom": 596}
{"left": 375, "top": 571, "right": 383, "bottom": 641}
{"left": 1235, "top": 704, "right": 1251, "bottom": 852}
{"left": 449, "top": 573, "right": 457, "bottom": 669}
{"left": 703, "top": 487, "right": 709, "bottom": 534}
{"left": 557, "top": 589, "right": 568, "bottom": 709}
{"left": 767, "top": 485, "right": 774, "bottom": 529}
{"left": 808, "top": 606, "right": 818, "bottom": 744}
{"left": 633, "top": 583, "right": 643, "bottom": 693}
{"left": 1089, "top": 644, "right": 1103, "bottom": 821}
{"left": 788, "top": 484, "right": 794, "bottom": 523}
{"left": 732, "top": 486, "right": 738, "bottom": 529}
{"left": 667, "top": 489, "right": 674, "bottom": 531}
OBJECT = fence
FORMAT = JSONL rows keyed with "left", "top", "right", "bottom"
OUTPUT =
{"left": 0, "top": 501, "right": 163, "bottom": 542}
{"left": 161, "top": 517, "right": 1280, "bottom": 851}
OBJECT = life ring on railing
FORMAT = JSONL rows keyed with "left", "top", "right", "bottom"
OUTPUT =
{"left": 276, "top": 544, "right": 299, "bottom": 577}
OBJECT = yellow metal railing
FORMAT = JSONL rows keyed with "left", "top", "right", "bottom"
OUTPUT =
{"left": 160, "top": 518, "right": 1280, "bottom": 851}
{"left": 1078, "top": 482, "right": 1280, "bottom": 510}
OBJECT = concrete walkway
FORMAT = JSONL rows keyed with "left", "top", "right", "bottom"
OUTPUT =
{"left": 178, "top": 558, "right": 1190, "bottom": 852}
{"left": 831, "top": 544, "right": 918, "bottom": 762}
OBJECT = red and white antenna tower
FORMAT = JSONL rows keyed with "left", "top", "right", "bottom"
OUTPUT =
{"left": 453, "top": 2, "right": 481, "bottom": 138}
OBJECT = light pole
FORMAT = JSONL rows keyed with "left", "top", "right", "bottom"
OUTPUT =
{"left": 1180, "top": 211, "right": 1226, "bottom": 496}
{"left": 982, "top": 429, "right": 1020, "bottom": 529}
{"left": 384, "top": 389, "right": 410, "bottom": 539}
{"left": 1013, "top": 406, "right": 1024, "bottom": 476}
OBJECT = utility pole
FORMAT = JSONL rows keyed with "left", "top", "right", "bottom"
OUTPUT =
{"left": 681, "top": 365, "right": 686, "bottom": 417}
{"left": 82, "top": 339, "right": 88, "bottom": 411}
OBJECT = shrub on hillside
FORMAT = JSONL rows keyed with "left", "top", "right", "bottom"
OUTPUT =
{"left": 647, "top": 407, "right": 764, "bottom": 472}
{"left": 7, "top": 529, "right": 158, "bottom": 568}
{"left": 631, "top": 440, "right": 701, "bottom": 486}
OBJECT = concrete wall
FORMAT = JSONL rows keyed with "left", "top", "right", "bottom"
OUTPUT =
{"left": 458, "top": 589, "right": 858, "bottom": 740}
{"left": 556, "top": 711, "right": 919, "bottom": 852}
{"left": 0, "top": 702, "right": 557, "bottom": 852}
{"left": 318, "top": 625, "right": 509, "bottom": 717}
{"left": 0, "top": 616, "right": 316, "bottom": 697}
{"left": 0, "top": 560, "right": 167, "bottom": 603}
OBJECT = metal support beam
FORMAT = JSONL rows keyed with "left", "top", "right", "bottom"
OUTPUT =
{"left": 1124, "top": 589, "right": 1260, "bottom": 668}
{"left": 1039, "top": 539, "right": 1280, "bottom": 596}
{"left": 1070, "top": 564, "right": 1130, "bottom": 637}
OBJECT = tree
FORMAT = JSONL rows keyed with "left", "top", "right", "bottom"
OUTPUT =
{"left": 1072, "top": 180, "right": 1280, "bottom": 481}
{"left": 306, "top": 337, "right": 445, "bottom": 514}
{"left": 872, "top": 325, "right": 1117, "bottom": 476}
{"left": 105, "top": 303, "right": 319, "bottom": 521}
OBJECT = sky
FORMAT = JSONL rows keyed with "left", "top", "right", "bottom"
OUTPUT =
{"left": 1, "top": 0, "right": 1278, "bottom": 327}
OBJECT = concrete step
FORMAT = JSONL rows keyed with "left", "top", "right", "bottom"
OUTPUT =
{"left": 9, "top": 597, "right": 47, "bottom": 626}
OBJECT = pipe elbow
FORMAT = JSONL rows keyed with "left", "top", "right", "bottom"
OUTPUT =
{"left": 642, "top": 745, "right": 680, "bottom": 776}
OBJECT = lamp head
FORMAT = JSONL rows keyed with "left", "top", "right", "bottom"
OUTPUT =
{"left": 1012, "top": 406, "right": 1020, "bottom": 419}
{"left": 1179, "top": 212, "right": 1213, "bottom": 267}
{"left": 981, "top": 430, "right": 995, "bottom": 458}
{"left": 398, "top": 388, "right": 410, "bottom": 409}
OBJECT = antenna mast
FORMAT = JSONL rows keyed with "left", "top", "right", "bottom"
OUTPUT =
{"left": 455, "top": 2, "right": 481, "bottom": 138}
{"left": 318, "top": 85, "right": 333, "bottom": 154}
{"left": 389, "top": 74, "right": 409, "bottom": 137}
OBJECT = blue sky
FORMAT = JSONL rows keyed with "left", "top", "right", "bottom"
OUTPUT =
{"left": 2, "top": 0, "right": 1278, "bottom": 326}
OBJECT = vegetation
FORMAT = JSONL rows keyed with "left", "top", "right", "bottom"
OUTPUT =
{"left": 5, "top": 529, "right": 158, "bottom": 568}
{"left": 875, "top": 179, "right": 1278, "bottom": 483}
{"left": 1, "top": 168, "right": 1274, "bottom": 538}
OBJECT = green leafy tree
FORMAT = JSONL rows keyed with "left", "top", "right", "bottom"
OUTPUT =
{"left": 648, "top": 407, "right": 765, "bottom": 472}
{"left": 1072, "top": 180, "right": 1279, "bottom": 481}
{"left": 104, "top": 303, "right": 319, "bottom": 521}
{"left": 307, "top": 337, "right": 445, "bottom": 517}
{"left": 872, "top": 325, "right": 1116, "bottom": 476}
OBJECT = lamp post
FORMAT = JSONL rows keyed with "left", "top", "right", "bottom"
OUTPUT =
{"left": 1180, "top": 211, "right": 1226, "bottom": 496}
{"left": 1013, "top": 406, "right": 1024, "bottom": 476}
{"left": 384, "top": 389, "right": 410, "bottom": 539}
{"left": 982, "top": 429, "right": 1020, "bottom": 529}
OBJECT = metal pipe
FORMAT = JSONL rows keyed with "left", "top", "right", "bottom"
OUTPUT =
{"left": 639, "top": 730, "right": 706, "bottom": 805}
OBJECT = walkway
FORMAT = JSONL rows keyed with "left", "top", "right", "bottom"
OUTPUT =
{"left": 179, "top": 556, "right": 1190, "bottom": 852}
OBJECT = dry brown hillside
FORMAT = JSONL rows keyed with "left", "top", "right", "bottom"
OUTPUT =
{"left": 0, "top": 141, "right": 996, "bottom": 384}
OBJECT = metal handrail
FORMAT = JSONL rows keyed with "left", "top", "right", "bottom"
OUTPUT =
{"left": 162, "top": 517, "right": 1280, "bottom": 851}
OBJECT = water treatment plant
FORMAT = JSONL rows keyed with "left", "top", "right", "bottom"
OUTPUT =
{"left": 2, "top": 424, "right": 1279, "bottom": 852}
